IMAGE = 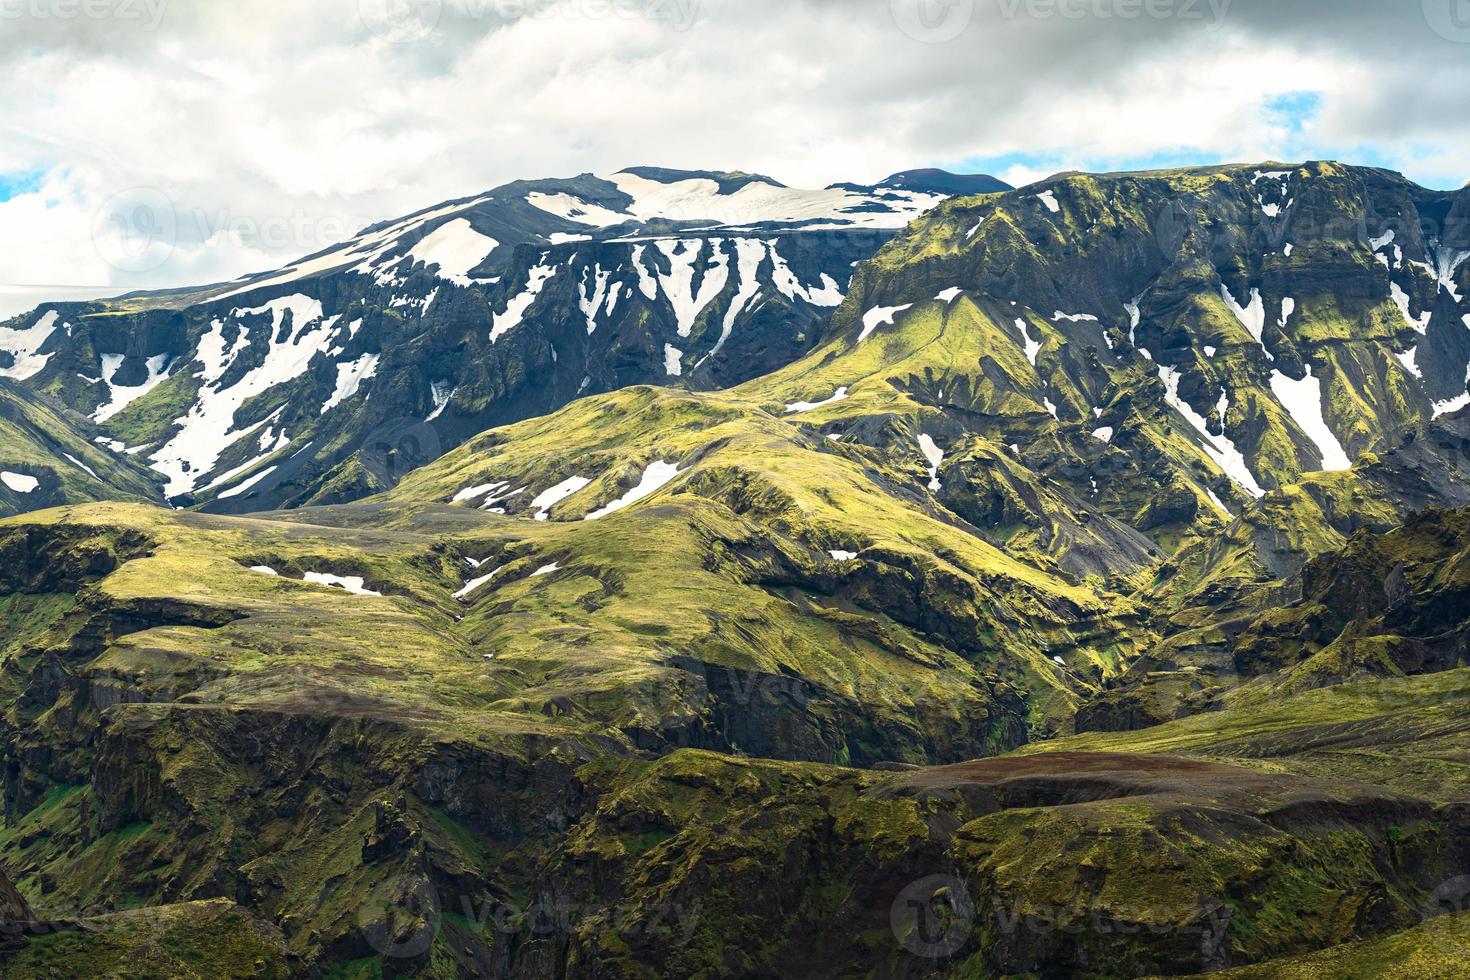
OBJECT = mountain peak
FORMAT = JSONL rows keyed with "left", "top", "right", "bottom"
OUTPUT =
{"left": 877, "top": 168, "right": 1011, "bottom": 195}
{"left": 614, "top": 166, "right": 787, "bottom": 194}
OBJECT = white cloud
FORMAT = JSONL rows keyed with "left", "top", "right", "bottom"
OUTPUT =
{"left": 0, "top": 0, "right": 1465, "bottom": 296}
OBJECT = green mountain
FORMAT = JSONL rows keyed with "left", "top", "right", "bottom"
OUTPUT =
{"left": 2, "top": 161, "right": 1470, "bottom": 977}
{"left": 0, "top": 381, "right": 163, "bottom": 517}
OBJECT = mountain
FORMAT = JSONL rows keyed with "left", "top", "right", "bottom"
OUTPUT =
{"left": 0, "top": 380, "right": 163, "bottom": 517}
{"left": 0, "top": 167, "right": 1004, "bottom": 515}
{"left": 4, "top": 160, "right": 1470, "bottom": 977}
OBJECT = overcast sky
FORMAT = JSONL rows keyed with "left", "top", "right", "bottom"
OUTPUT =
{"left": 1, "top": 0, "right": 1466, "bottom": 296}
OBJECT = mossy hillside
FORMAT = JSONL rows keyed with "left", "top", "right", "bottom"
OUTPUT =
{"left": 0, "top": 490, "right": 1118, "bottom": 969}
{"left": 732, "top": 290, "right": 1252, "bottom": 559}
{"left": 538, "top": 750, "right": 1468, "bottom": 978}
{"left": 1, "top": 498, "right": 1468, "bottom": 975}
{"left": 541, "top": 751, "right": 936, "bottom": 977}
{"left": 0, "top": 898, "right": 290, "bottom": 978}
{"left": 1228, "top": 505, "right": 1470, "bottom": 686}
{"left": 1019, "top": 665, "right": 1470, "bottom": 802}
{"left": 791, "top": 163, "right": 1465, "bottom": 552}
{"left": 1171, "top": 909, "right": 1470, "bottom": 979}
{"left": 0, "top": 383, "right": 163, "bottom": 517}
{"left": 1079, "top": 413, "right": 1470, "bottom": 731}
{"left": 949, "top": 799, "right": 1396, "bottom": 975}
{"left": 385, "top": 384, "right": 1159, "bottom": 740}
{"left": 0, "top": 503, "right": 561, "bottom": 747}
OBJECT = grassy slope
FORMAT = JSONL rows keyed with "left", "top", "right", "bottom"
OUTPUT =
{"left": 0, "top": 162, "right": 1467, "bottom": 977}
{"left": 0, "top": 382, "right": 162, "bottom": 516}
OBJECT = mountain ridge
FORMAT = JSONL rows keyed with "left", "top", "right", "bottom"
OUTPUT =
{"left": 3, "top": 158, "right": 1470, "bottom": 977}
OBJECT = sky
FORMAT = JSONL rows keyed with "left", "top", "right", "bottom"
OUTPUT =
{"left": 1, "top": 0, "right": 1467, "bottom": 298}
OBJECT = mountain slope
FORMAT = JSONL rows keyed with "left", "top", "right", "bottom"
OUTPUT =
{"left": 0, "top": 168, "right": 1003, "bottom": 515}
{"left": 4, "top": 494, "right": 1470, "bottom": 976}
{"left": 5, "top": 161, "right": 1470, "bottom": 978}
{"left": 0, "top": 380, "right": 163, "bottom": 516}
{"left": 731, "top": 162, "right": 1469, "bottom": 570}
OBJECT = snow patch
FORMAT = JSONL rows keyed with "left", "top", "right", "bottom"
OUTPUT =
{"left": 1014, "top": 318, "right": 1042, "bottom": 366}
{"left": 406, "top": 218, "right": 498, "bottom": 286}
{"left": 320, "top": 353, "right": 379, "bottom": 415}
{"left": 577, "top": 263, "right": 615, "bottom": 334}
{"left": 786, "top": 387, "right": 848, "bottom": 414}
{"left": 1220, "top": 284, "right": 1272, "bottom": 359}
{"left": 768, "top": 240, "right": 843, "bottom": 307}
{"left": 630, "top": 244, "right": 659, "bottom": 300}
{"left": 1269, "top": 366, "right": 1351, "bottom": 471}
{"left": 1278, "top": 297, "right": 1295, "bottom": 329}
{"left": 150, "top": 295, "right": 336, "bottom": 497}
{"left": 1390, "top": 281, "right": 1430, "bottom": 334}
{"left": 585, "top": 460, "right": 682, "bottom": 520}
{"left": 427, "top": 382, "right": 458, "bottom": 421}
{"left": 64, "top": 454, "right": 99, "bottom": 480}
{"left": 490, "top": 259, "right": 558, "bottom": 343}
{"left": 1, "top": 471, "right": 38, "bottom": 493}
{"left": 454, "top": 565, "right": 505, "bottom": 600}
{"left": 0, "top": 310, "right": 60, "bottom": 380}
{"left": 92, "top": 352, "right": 173, "bottom": 423}
{"left": 1159, "top": 365, "right": 1265, "bottom": 497}
{"left": 526, "top": 192, "right": 631, "bottom": 227}
{"left": 218, "top": 465, "right": 277, "bottom": 499}
{"left": 1036, "top": 190, "right": 1060, "bottom": 213}
{"left": 700, "top": 238, "right": 765, "bottom": 365}
{"left": 663, "top": 344, "right": 684, "bottom": 376}
{"left": 1395, "top": 347, "right": 1422, "bottom": 379}
{"left": 454, "top": 481, "right": 508, "bottom": 504}
{"left": 917, "top": 434, "right": 944, "bottom": 491}
{"left": 1204, "top": 487, "right": 1233, "bottom": 518}
{"left": 530, "top": 476, "right": 591, "bottom": 520}
{"left": 858, "top": 304, "right": 913, "bottom": 343}
{"left": 304, "top": 572, "right": 381, "bottom": 596}
{"left": 1419, "top": 243, "right": 1470, "bottom": 302}
{"left": 607, "top": 171, "right": 942, "bottom": 230}
{"left": 657, "top": 239, "right": 729, "bottom": 336}
{"left": 1433, "top": 365, "right": 1470, "bottom": 419}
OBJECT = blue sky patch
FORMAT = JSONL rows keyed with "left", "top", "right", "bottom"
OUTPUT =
{"left": 0, "top": 170, "right": 45, "bottom": 204}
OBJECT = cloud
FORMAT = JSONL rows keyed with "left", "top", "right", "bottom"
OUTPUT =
{"left": 0, "top": 0, "right": 1465, "bottom": 293}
